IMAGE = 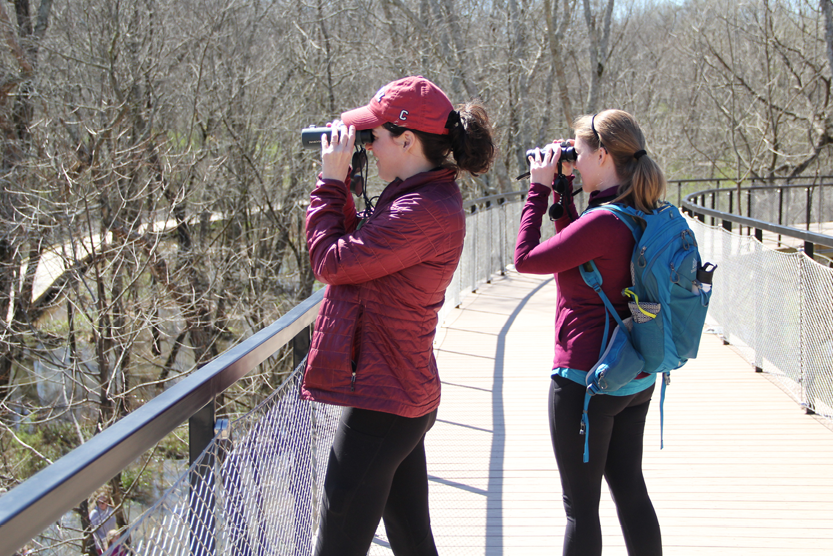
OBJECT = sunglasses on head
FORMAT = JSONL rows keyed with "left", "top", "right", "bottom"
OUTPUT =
{"left": 591, "top": 114, "right": 604, "bottom": 150}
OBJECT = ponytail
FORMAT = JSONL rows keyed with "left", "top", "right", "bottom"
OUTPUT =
{"left": 574, "top": 109, "right": 666, "bottom": 212}
{"left": 447, "top": 101, "right": 496, "bottom": 177}
{"left": 620, "top": 151, "right": 666, "bottom": 213}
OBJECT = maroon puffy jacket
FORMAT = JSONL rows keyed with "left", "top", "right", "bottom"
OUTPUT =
{"left": 300, "top": 167, "right": 465, "bottom": 417}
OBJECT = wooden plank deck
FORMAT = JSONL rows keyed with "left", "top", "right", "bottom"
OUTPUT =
{"left": 369, "top": 269, "right": 833, "bottom": 555}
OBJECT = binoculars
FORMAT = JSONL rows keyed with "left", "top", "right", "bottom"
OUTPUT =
{"left": 525, "top": 141, "right": 577, "bottom": 164}
{"left": 301, "top": 126, "right": 374, "bottom": 149}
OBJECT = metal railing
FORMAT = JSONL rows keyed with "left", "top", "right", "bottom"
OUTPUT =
{"left": 0, "top": 191, "right": 531, "bottom": 556}
{"left": 682, "top": 181, "right": 833, "bottom": 418}
{"left": 667, "top": 175, "right": 833, "bottom": 211}
{"left": 673, "top": 177, "right": 833, "bottom": 262}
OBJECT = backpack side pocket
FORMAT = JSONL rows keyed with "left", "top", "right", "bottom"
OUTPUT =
{"left": 586, "top": 318, "right": 646, "bottom": 395}
{"left": 670, "top": 282, "right": 710, "bottom": 362}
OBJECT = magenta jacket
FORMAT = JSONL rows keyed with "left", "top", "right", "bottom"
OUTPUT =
{"left": 514, "top": 179, "right": 635, "bottom": 372}
{"left": 301, "top": 167, "right": 465, "bottom": 417}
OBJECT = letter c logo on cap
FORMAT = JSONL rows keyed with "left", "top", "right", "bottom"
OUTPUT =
{"left": 399, "top": 110, "right": 409, "bottom": 121}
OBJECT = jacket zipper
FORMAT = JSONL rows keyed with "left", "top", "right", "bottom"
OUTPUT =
{"left": 350, "top": 305, "right": 364, "bottom": 392}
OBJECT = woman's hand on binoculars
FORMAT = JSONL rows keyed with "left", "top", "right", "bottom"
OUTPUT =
{"left": 528, "top": 143, "right": 559, "bottom": 188}
{"left": 321, "top": 120, "right": 356, "bottom": 182}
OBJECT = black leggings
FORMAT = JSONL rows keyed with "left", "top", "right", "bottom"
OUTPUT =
{"left": 549, "top": 375, "right": 662, "bottom": 556}
{"left": 314, "top": 407, "right": 439, "bottom": 556}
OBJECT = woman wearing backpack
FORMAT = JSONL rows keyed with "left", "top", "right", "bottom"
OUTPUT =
{"left": 514, "top": 109, "right": 664, "bottom": 556}
{"left": 303, "top": 76, "right": 496, "bottom": 556}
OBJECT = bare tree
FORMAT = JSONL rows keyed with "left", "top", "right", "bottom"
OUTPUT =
{"left": 681, "top": 0, "right": 832, "bottom": 178}
{"left": 0, "top": 0, "right": 53, "bottom": 391}
{"left": 582, "top": 0, "right": 615, "bottom": 113}
{"left": 508, "top": 0, "right": 532, "bottom": 170}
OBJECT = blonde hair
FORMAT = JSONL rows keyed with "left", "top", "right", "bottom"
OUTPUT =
{"left": 573, "top": 109, "right": 666, "bottom": 213}
{"left": 106, "top": 529, "right": 121, "bottom": 546}
{"left": 93, "top": 488, "right": 110, "bottom": 505}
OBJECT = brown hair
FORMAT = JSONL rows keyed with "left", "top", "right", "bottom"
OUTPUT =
{"left": 383, "top": 100, "right": 496, "bottom": 177}
{"left": 573, "top": 109, "right": 666, "bottom": 212}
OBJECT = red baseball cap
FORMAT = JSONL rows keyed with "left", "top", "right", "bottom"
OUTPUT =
{"left": 341, "top": 76, "right": 453, "bottom": 135}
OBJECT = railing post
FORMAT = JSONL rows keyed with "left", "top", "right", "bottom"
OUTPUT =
{"left": 710, "top": 191, "right": 717, "bottom": 226}
{"left": 754, "top": 237, "right": 764, "bottom": 373}
{"left": 723, "top": 190, "right": 733, "bottom": 232}
{"left": 189, "top": 400, "right": 216, "bottom": 556}
{"left": 499, "top": 199, "right": 506, "bottom": 276}
{"left": 293, "top": 324, "right": 312, "bottom": 370}
{"left": 474, "top": 204, "right": 479, "bottom": 290}
{"left": 487, "top": 201, "right": 494, "bottom": 282}
{"left": 798, "top": 252, "right": 815, "bottom": 415}
{"left": 778, "top": 188, "right": 784, "bottom": 247}
{"left": 291, "top": 326, "right": 314, "bottom": 555}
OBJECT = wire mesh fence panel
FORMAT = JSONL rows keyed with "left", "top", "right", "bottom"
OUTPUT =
{"left": 439, "top": 198, "right": 525, "bottom": 326}
{"left": 689, "top": 216, "right": 833, "bottom": 422}
{"left": 104, "top": 367, "right": 340, "bottom": 556}
{"left": 698, "top": 183, "right": 833, "bottom": 251}
{"left": 801, "top": 260, "right": 833, "bottom": 416}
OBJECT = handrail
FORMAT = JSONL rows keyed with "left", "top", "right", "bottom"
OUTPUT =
{"left": 681, "top": 182, "right": 833, "bottom": 259}
{"left": 666, "top": 175, "right": 833, "bottom": 200}
{"left": 0, "top": 289, "right": 325, "bottom": 556}
{"left": 682, "top": 187, "right": 833, "bottom": 250}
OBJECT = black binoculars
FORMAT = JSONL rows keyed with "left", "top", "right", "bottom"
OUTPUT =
{"left": 525, "top": 141, "right": 577, "bottom": 164}
{"left": 301, "top": 126, "right": 374, "bottom": 149}
{"left": 516, "top": 142, "right": 577, "bottom": 181}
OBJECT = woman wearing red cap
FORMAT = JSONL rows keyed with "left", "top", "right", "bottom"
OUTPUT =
{"left": 302, "top": 76, "right": 496, "bottom": 556}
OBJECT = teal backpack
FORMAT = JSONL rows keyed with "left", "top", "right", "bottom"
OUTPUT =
{"left": 578, "top": 201, "right": 716, "bottom": 462}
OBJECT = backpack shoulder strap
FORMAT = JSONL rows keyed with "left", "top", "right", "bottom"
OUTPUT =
{"left": 579, "top": 261, "right": 628, "bottom": 327}
{"left": 583, "top": 203, "right": 644, "bottom": 241}
{"left": 578, "top": 258, "right": 630, "bottom": 359}
{"left": 578, "top": 203, "right": 642, "bottom": 353}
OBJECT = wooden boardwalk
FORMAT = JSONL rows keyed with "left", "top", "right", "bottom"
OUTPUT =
{"left": 384, "top": 270, "right": 833, "bottom": 555}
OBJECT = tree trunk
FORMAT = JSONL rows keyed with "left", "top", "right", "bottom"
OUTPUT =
{"left": 582, "top": 0, "right": 614, "bottom": 113}
{"left": 508, "top": 0, "right": 531, "bottom": 171}
{"left": 76, "top": 499, "right": 98, "bottom": 556}
{"left": 823, "top": 0, "right": 833, "bottom": 80}
{"left": 0, "top": 0, "right": 53, "bottom": 392}
{"left": 544, "top": 0, "right": 575, "bottom": 133}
